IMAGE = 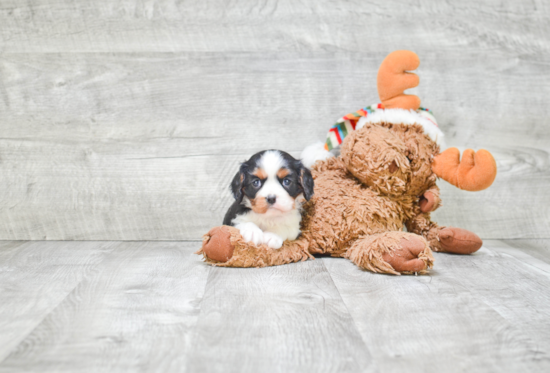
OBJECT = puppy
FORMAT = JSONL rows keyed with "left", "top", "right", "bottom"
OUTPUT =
{"left": 223, "top": 150, "right": 314, "bottom": 249}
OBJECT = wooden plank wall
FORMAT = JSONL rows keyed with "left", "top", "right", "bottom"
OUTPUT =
{"left": 0, "top": 0, "right": 548, "bottom": 240}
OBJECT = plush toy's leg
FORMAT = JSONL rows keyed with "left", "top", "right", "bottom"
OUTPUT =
{"left": 406, "top": 214, "right": 482, "bottom": 255}
{"left": 344, "top": 231, "right": 434, "bottom": 275}
{"left": 196, "top": 226, "right": 313, "bottom": 268}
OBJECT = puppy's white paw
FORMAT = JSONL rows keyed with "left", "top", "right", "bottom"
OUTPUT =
{"left": 236, "top": 222, "right": 264, "bottom": 246}
{"left": 263, "top": 232, "right": 284, "bottom": 249}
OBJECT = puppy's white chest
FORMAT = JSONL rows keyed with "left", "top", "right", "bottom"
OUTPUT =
{"left": 232, "top": 209, "right": 302, "bottom": 241}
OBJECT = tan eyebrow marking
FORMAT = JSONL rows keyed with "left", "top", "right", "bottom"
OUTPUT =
{"left": 277, "top": 168, "right": 290, "bottom": 178}
{"left": 252, "top": 168, "right": 267, "bottom": 179}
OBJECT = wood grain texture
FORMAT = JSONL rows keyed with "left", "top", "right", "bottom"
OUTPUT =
{"left": 0, "top": 240, "right": 118, "bottom": 362}
{"left": 322, "top": 239, "right": 550, "bottom": 373}
{"left": 1, "top": 239, "right": 549, "bottom": 372}
{"left": 0, "top": 241, "right": 210, "bottom": 373}
{"left": 0, "top": 0, "right": 549, "bottom": 56}
{"left": 487, "top": 239, "right": 550, "bottom": 265}
{"left": 0, "top": 0, "right": 549, "bottom": 240}
{"left": 185, "top": 260, "right": 373, "bottom": 373}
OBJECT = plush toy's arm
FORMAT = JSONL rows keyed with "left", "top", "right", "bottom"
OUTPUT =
{"left": 419, "top": 185, "right": 442, "bottom": 213}
{"left": 197, "top": 226, "right": 313, "bottom": 267}
{"left": 405, "top": 185, "right": 442, "bottom": 250}
{"left": 198, "top": 227, "right": 437, "bottom": 274}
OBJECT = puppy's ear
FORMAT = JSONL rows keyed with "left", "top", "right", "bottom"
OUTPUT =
{"left": 230, "top": 164, "right": 247, "bottom": 203}
{"left": 298, "top": 164, "right": 314, "bottom": 201}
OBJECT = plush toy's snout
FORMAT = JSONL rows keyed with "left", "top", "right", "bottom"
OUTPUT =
{"left": 341, "top": 125, "right": 411, "bottom": 196}
{"left": 432, "top": 148, "right": 497, "bottom": 191}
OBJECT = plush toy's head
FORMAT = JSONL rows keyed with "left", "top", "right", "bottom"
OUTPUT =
{"left": 340, "top": 121, "right": 438, "bottom": 199}
{"left": 335, "top": 50, "right": 497, "bottom": 196}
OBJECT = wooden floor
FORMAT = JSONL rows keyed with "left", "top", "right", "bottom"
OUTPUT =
{"left": 0, "top": 239, "right": 549, "bottom": 372}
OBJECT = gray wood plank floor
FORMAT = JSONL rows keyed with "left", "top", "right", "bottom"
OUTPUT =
{"left": 0, "top": 240, "right": 549, "bottom": 372}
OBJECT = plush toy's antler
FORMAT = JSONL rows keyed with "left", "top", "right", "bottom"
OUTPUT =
{"left": 432, "top": 148, "right": 497, "bottom": 191}
{"left": 377, "top": 50, "right": 421, "bottom": 111}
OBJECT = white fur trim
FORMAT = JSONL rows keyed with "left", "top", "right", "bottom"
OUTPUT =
{"left": 300, "top": 142, "right": 334, "bottom": 168}
{"left": 356, "top": 109, "right": 446, "bottom": 148}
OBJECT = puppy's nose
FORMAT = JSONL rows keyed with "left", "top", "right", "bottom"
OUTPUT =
{"left": 266, "top": 195, "right": 276, "bottom": 205}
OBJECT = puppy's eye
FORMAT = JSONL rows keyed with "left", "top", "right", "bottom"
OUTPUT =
{"left": 252, "top": 179, "right": 261, "bottom": 188}
{"left": 283, "top": 178, "right": 291, "bottom": 186}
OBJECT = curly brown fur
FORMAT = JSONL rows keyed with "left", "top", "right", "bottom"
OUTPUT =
{"left": 345, "top": 232, "right": 434, "bottom": 275}
{"left": 198, "top": 121, "right": 480, "bottom": 274}
{"left": 405, "top": 213, "right": 445, "bottom": 252}
{"left": 302, "top": 156, "right": 407, "bottom": 256}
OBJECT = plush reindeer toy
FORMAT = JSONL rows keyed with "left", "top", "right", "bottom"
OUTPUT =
{"left": 197, "top": 50, "right": 497, "bottom": 275}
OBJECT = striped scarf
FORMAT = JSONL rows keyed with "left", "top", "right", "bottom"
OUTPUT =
{"left": 325, "top": 104, "right": 437, "bottom": 150}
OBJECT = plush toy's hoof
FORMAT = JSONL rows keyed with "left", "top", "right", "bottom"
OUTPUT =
{"left": 382, "top": 236, "right": 430, "bottom": 273}
{"left": 202, "top": 226, "right": 234, "bottom": 262}
{"left": 439, "top": 227, "right": 482, "bottom": 254}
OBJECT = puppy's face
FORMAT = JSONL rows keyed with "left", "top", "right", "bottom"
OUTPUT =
{"left": 231, "top": 150, "right": 314, "bottom": 215}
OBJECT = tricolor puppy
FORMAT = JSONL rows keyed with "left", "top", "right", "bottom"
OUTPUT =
{"left": 223, "top": 150, "right": 314, "bottom": 249}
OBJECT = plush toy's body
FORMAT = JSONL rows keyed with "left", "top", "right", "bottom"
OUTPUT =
{"left": 197, "top": 51, "right": 497, "bottom": 275}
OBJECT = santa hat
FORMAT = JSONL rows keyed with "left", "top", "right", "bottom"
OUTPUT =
{"left": 324, "top": 104, "right": 444, "bottom": 151}
{"left": 301, "top": 104, "right": 444, "bottom": 168}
